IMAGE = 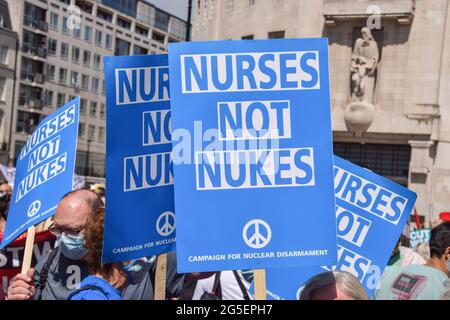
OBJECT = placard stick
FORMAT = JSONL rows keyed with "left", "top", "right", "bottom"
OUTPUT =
{"left": 21, "top": 226, "right": 36, "bottom": 274}
{"left": 254, "top": 269, "right": 267, "bottom": 300}
{"left": 154, "top": 253, "right": 167, "bottom": 300}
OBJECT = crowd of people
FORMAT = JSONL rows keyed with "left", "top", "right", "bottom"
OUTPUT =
{"left": 0, "top": 182, "right": 449, "bottom": 300}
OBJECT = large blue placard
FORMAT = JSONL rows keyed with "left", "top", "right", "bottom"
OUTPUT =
{"left": 0, "top": 97, "right": 80, "bottom": 249}
{"left": 264, "top": 156, "right": 418, "bottom": 299}
{"left": 168, "top": 38, "right": 337, "bottom": 272}
{"left": 102, "top": 54, "right": 175, "bottom": 263}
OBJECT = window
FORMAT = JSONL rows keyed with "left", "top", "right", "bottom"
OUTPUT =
{"left": 60, "top": 42, "right": 69, "bottom": 59}
{"left": 98, "top": 127, "right": 105, "bottom": 143}
{"left": 78, "top": 122, "right": 86, "bottom": 139}
{"left": 95, "top": 30, "right": 102, "bottom": 46}
{"left": 133, "top": 45, "right": 147, "bottom": 55}
{"left": 135, "top": 25, "right": 149, "bottom": 37}
{"left": 70, "top": 71, "right": 79, "bottom": 87}
{"left": 154, "top": 9, "right": 169, "bottom": 31}
{"left": 62, "top": 17, "right": 69, "bottom": 34}
{"left": 0, "top": 45, "right": 8, "bottom": 64}
{"left": 241, "top": 35, "right": 254, "bottom": 40}
{"left": 83, "top": 50, "right": 91, "bottom": 67}
{"left": 48, "top": 38, "right": 57, "bottom": 55}
{"left": 152, "top": 31, "right": 165, "bottom": 44}
{"left": 88, "top": 125, "right": 95, "bottom": 141}
{"left": 100, "top": 103, "right": 106, "bottom": 119}
{"left": 72, "top": 46, "right": 80, "bottom": 63}
{"left": 97, "top": 8, "right": 113, "bottom": 23}
{"left": 91, "top": 78, "right": 99, "bottom": 94}
{"left": 115, "top": 38, "right": 130, "bottom": 56}
{"left": 81, "top": 74, "right": 89, "bottom": 90}
{"left": 16, "top": 111, "right": 40, "bottom": 134}
{"left": 93, "top": 54, "right": 101, "bottom": 70}
{"left": 73, "top": 26, "right": 81, "bottom": 38}
{"left": 102, "top": 80, "right": 106, "bottom": 96}
{"left": 50, "top": 12, "right": 58, "bottom": 30}
{"left": 268, "top": 31, "right": 285, "bottom": 39}
{"left": 80, "top": 98, "right": 87, "bottom": 114}
{"left": 58, "top": 68, "right": 67, "bottom": 84}
{"left": 46, "top": 64, "right": 55, "bottom": 81}
{"left": 57, "top": 93, "right": 65, "bottom": 106}
{"left": 14, "top": 141, "right": 26, "bottom": 164}
{"left": 90, "top": 101, "right": 97, "bottom": 117}
{"left": 44, "top": 90, "right": 53, "bottom": 106}
{"left": 117, "top": 17, "right": 131, "bottom": 30}
{"left": 85, "top": 26, "right": 92, "bottom": 42}
{"left": 0, "top": 78, "right": 5, "bottom": 101}
{"left": 334, "top": 142, "right": 411, "bottom": 186}
{"left": 105, "top": 34, "right": 113, "bottom": 50}
{"left": 169, "top": 17, "right": 186, "bottom": 39}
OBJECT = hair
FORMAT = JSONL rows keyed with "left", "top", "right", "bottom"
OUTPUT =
{"left": 429, "top": 222, "right": 450, "bottom": 258}
{"left": 83, "top": 207, "right": 113, "bottom": 277}
{"left": 61, "top": 188, "right": 104, "bottom": 214}
{"left": 299, "top": 270, "right": 369, "bottom": 300}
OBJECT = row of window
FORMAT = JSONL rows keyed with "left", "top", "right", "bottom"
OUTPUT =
{"left": 43, "top": 90, "right": 105, "bottom": 120}
{"left": 49, "top": 11, "right": 114, "bottom": 50}
{"left": 47, "top": 38, "right": 103, "bottom": 68}
{"left": 241, "top": 31, "right": 285, "bottom": 40}
{"left": 46, "top": 63, "right": 104, "bottom": 94}
{"left": 78, "top": 122, "right": 106, "bottom": 144}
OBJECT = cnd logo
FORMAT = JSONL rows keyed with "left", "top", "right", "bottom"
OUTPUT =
{"left": 66, "top": 4, "right": 81, "bottom": 31}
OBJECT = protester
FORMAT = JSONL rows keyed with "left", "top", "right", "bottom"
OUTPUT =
{"left": 6, "top": 189, "right": 154, "bottom": 300}
{"left": 386, "top": 235, "right": 426, "bottom": 269}
{"left": 375, "top": 222, "right": 450, "bottom": 300}
{"left": 0, "top": 181, "right": 12, "bottom": 233}
{"left": 68, "top": 208, "right": 152, "bottom": 300}
{"left": 191, "top": 270, "right": 251, "bottom": 300}
{"left": 299, "top": 270, "right": 369, "bottom": 300}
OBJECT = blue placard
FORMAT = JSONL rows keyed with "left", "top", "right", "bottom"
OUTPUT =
{"left": 0, "top": 98, "right": 80, "bottom": 249}
{"left": 102, "top": 54, "right": 175, "bottom": 263}
{"left": 168, "top": 38, "right": 337, "bottom": 272}
{"left": 264, "top": 155, "right": 418, "bottom": 299}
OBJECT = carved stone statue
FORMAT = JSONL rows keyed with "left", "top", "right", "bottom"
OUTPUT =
{"left": 350, "top": 27, "right": 379, "bottom": 103}
{"left": 344, "top": 27, "right": 380, "bottom": 137}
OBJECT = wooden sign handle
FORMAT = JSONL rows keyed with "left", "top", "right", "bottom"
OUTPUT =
{"left": 154, "top": 253, "right": 167, "bottom": 300}
{"left": 21, "top": 226, "right": 36, "bottom": 274}
{"left": 253, "top": 269, "right": 267, "bottom": 300}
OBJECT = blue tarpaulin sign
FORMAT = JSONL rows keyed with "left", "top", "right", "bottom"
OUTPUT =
{"left": 264, "top": 156, "right": 418, "bottom": 299}
{"left": 0, "top": 97, "right": 80, "bottom": 249}
{"left": 102, "top": 54, "right": 175, "bottom": 263}
{"left": 168, "top": 38, "right": 337, "bottom": 272}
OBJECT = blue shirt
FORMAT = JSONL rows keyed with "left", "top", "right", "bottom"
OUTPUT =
{"left": 68, "top": 276, "right": 122, "bottom": 300}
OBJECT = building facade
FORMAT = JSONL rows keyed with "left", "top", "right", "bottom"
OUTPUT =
{"left": 0, "top": 1, "right": 18, "bottom": 166}
{"left": 5, "top": 0, "right": 187, "bottom": 181}
{"left": 193, "top": 0, "right": 450, "bottom": 226}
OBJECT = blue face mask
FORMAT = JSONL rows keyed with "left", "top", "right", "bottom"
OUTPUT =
{"left": 119, "top": 257, "right": 152, "bottom": 285}
{"left": 57, "top": 233, "right": 89, "bottom": 260}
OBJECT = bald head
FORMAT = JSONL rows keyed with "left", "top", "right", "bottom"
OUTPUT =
{"left": 54, "top": 189, "right": 103, "bottom": 234}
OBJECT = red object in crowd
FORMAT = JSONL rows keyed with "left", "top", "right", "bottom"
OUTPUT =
{"left": 439, "top": 211, "right": 450, "bottom": 222}
{"left": 414, "top": 207, "right": 423, "bottom": 229}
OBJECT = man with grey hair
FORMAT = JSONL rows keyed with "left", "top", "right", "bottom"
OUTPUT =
{"left": 6, "top": 189, "right": 154, "bottom": 300}
{"left": 299, "top": 270, "right": 369, "bottom": 300}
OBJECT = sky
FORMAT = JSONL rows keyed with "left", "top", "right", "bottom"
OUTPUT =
{"left": 145, "top": 0, "right": 190, "bottom": 21}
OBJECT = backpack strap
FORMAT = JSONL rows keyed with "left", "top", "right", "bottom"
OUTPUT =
{"left": 39, "top": 247, "right": 60, "bottom": 291}
{"left": 233, "top": 270, "right": 250, "bottom": 300}
{"left": 66, "top": 285, "right": 109, "bottom": 300}
{"left": 212, "top": 272, "right": 222, "bottom": 299}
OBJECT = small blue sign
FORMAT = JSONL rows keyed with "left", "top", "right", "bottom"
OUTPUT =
{"left": 168, "top": 38, "right": 337, "bottom": 272}
{"left": 102, "top": 54, "right": 175, "bottom": 263}
{"left": 264, "top": 156, "right": 418, "bottom": 299}
{"left": 0, "top": 98, "right": 80, "bottom": 249}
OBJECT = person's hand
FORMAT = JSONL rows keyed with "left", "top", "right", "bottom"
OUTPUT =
{"left": 7, "top": 268, "right": 36, "bottom": 300}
